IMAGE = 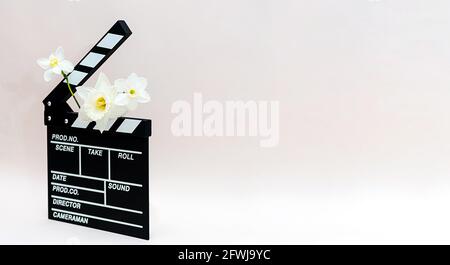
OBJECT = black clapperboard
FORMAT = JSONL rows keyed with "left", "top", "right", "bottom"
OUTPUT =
{"left": 43, "top": 21, "right": 151, "bottom": 240}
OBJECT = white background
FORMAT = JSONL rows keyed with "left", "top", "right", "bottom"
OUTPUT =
{"left": 2, "top": 0, "right": 450, "bottom": 244}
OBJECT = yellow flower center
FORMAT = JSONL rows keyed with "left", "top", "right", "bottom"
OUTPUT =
{"left": 95, "top": 97, "right": 107, "bottom": 111}
{"left": 129, "top": 88, "right": 136, "bottom": 96}
{"left": 49, "top": 58, "right": 59, "bottom": 68}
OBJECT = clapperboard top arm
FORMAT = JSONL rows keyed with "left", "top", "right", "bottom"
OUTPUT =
{"left": 56, "top": 112, "right": 152, "bottom": 138}
{"left": 43, "top": 20, "right": 131, "bottom": 110}
{"left": 43, "top": 20, "right": 151, "bottom": 138}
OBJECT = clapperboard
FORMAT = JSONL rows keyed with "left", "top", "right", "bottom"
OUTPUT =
{"left": 43, "top": 21, "right": 151, "bottom": 240}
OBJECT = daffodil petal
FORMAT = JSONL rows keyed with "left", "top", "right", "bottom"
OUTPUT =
{"left": 114, "top": 93, "right": 129, "bottom": 106}
{"left": 95, "top": 118, "right": 109, "bottom": 133}
{"left": 78, "top": 107, "right": 91, "bottom": 121}
{"left": 86, "top": 106, "right": 104, "bottom": 121}
{"left": 76, "top": 86, "right": 92, "bottom": 101}
{"left": 114, "top": 78, "right": 127, "bottom": 92}
{"left": 137, "top": 89, "right": 150, "bottom": 103}
{"left": 136, "top": 77, "right": 148, "bottom": 90}
{"left": 96, "top": 72, "right": 112, "bottom": 88}
{"left": 109, "top": 105, "right": 127, "bottom": 118}
{"left": 43, "top": 69, "right": 53, "bottom": 82}
{"left": 37, "top": 58, "right": 50, "bottom": 69}
{"left": 60, "top": 60, "right": 74, "bottom": 74}
{"left": 55, "top": 46, "right": 64, "bottom": 61}
{"left": 128, "top": 73, "right": 139, "bottom": 81}
{"left": 51, "top": 65, "right": 62, "bottom": 75}
{"left": 128, "top": 100, "right": 139, "bottom": 111}
{"left": 128, "top": 73, "right": 147, "bottom": 90}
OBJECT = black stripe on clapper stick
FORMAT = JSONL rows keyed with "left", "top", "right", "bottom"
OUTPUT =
{"left": 43, "top": 20, "right": 151, "bottom": 240}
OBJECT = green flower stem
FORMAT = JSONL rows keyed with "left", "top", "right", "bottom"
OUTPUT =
{"left": 61, "top": 71, "right": 80, "bottom": 109}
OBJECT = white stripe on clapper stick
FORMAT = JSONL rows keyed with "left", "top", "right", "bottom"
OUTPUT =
{"left": 79, "top": 52, "right": 105, "bottom": 68}
{"left": 63, "top": 70, "right": 88, "bottom": 86}
{"left": 71, "top": 117, "right": 90, "bottom": 129}
{"left": 116, "top": 119, "right": 141, "bottom": 133}
{"left": 93, "top": 119, "right": 115, "bottom": 131}
{"left": 72, "top": 117, "right": 115, "bottom": 132}
{"left": 97, "top": 33, "right": 124, "bottom": 49}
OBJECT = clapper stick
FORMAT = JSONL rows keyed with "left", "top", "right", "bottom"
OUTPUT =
{"left": 43, "top": 20, "right": 151, "bottom": 239}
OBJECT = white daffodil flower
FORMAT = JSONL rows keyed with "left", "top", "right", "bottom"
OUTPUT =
{"left": 76, "top": 73, "right": 127, "bottom": 133}
{"left": 114, "top": 73, "right": 150, "bottom": 110}
{"left": 37, "top": 46, "right": 74, "bottom": 82}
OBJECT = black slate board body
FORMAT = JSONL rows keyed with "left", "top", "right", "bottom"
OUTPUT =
{"left": 47, "top": 125, "right": 149, "bottom": 239}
